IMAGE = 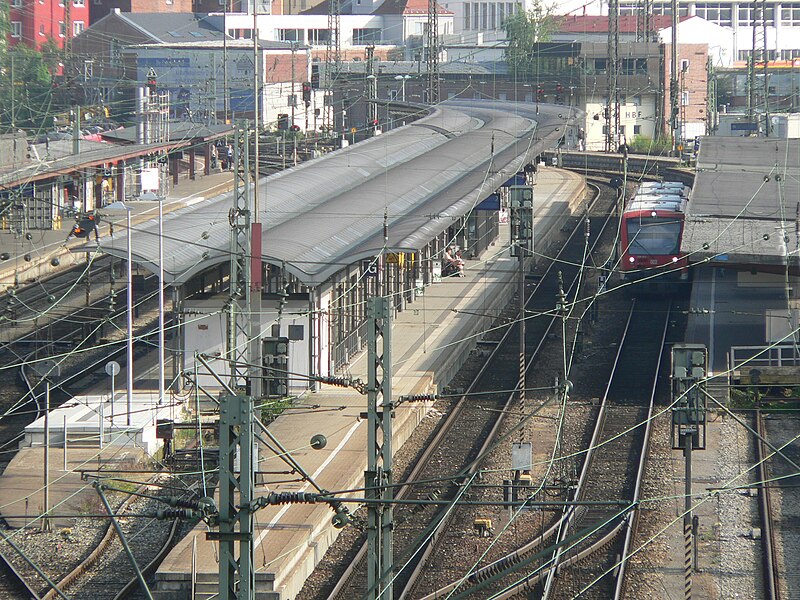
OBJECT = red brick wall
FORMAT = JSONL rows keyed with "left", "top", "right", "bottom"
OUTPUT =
{"left": 264, "top": 52, "right": 312, "bottom": 84}
{"left": 9, "top": 0, "right": 90, "bottom": 50}
{"left": 663, "top": 43, "right": 709, "bottom": 138}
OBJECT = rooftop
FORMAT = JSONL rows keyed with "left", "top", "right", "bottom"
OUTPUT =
{"left": 95, "top": 101, "right": 576, "bottom": 287}
{"left": 682, "top": 136, "right": 800, "bottom": 267}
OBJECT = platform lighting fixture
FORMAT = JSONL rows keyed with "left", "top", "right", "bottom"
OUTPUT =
{"left": 394, "top": 75, "right": 411, "bottom": 101}
{"left": 100, "top": 202, "right": 135, "bottom": 424}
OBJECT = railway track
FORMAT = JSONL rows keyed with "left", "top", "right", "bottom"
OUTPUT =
{"left": 539, "top": 297, "right": 670, "bottom": 600}
{"left": 324, "top": 180, "right": 620, "bottom": 600}
{"left": 416, "top": 297, "right": 670, "bottom": 600}
{"left": 756, "top": 410, "right": 781, "bottom": 600}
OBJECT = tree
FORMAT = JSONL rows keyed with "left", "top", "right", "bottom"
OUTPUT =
{"left": 503, "top": 1, "right": 560, "bottom": 76}
{"left": 0, "top": 44, "right": 55, "bottom": 131}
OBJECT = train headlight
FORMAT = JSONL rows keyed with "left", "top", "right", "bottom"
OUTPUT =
{"left": 628, "top": 256, "right": 635, "bottom": 263}
{"left": 651, "top": 211, "right": 657, "bottom": 217}
{"left": 672, "top": 256, "right": 679, "bottom": 262}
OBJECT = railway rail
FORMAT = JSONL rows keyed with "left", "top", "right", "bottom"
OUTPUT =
{"left": 417, "top": 298, "right": 670, "bottom": 600}
{"left": 324, "top": 179, "right": 619, "bottom": 600}
{"left": 756, "top": 410, "right": 781, "bottom": 600}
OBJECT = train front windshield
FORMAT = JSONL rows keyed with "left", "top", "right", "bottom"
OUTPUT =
{"left": 626, "top": 217, "right": 681, "bottom": 255}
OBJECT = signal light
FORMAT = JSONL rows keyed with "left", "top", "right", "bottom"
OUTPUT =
{"left": 302, "top": 81, "right": 312, "bottom": 104}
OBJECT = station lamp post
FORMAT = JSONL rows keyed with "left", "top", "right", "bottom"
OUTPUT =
{"left": 394, "top": 75, "right": 411, "bottom": 101}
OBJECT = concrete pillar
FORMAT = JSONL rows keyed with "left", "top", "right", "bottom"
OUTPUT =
{"left": 172, "top": 157, "right": 179, "bottom": 186}
{"left": 204, "top": 143, "right": 211, "bottom": 176}
{"left": 116, "top": 161, "right": 125, "bottom": 202}
{"left": 189, "top": 149, "right": 196, "bottom": 180}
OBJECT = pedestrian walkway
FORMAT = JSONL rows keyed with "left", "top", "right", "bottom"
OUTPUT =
{"left": 155, "top": 167, "right": 586, "bottom": 599}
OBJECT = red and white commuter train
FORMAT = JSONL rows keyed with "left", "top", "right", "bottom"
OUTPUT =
{"left": 619, "top": 181, "right": 691, "bottom": 281}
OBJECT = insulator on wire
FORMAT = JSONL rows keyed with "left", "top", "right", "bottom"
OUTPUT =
{"left": 318, "top": 376, "right": 350, "bottom": 387}
{"left": 166, "top": 496, "right": 215, "bottom": 513}
{"left": 156, "top": 508, "right": 197, "bottom": 520}
{"left": 401, "top": 394, "right": 438, "bottom": 402}
{"left": 265, "top": 492, "right": 319, "bottom": 505}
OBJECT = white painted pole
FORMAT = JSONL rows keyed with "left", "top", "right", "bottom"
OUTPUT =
{"left": 110, "top": 368, "right": 115, "bottom": 427}
{"left": 158, "top": 196, "right": 165, "bottom": 414}
{"left": 63, "top": 414, "right": 67, "bottom": 471}
{"left": 126, "top": 207, "right": 134, "bottom": 427}
{"left": 42, "top": 381, "right": 50, "bottom": 531}
{"left": 99, "top": 399, "right": 104, "bottom": 450}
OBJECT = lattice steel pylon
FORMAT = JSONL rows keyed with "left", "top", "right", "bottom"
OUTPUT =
{"left": 636, "top": 0, "right": 653, "bottom": 41}
{"left": 227, "top": 124, "right": 251, "bottom": 390}
{"left": 748, "top": 0, "right": 770, "bottom": 134}
{"left": 217, "top": 393, "right": 255, "bottom": 600}
{"left": 605, "top": 0, "right": 620, "bottom": 152}
{"left": 324, "top": 0, "right": 341, "bottom": 131}
{"left": 426, "top": 0, "right": 440, "bottom": 105}
{"left": 365, "top": 296, "right": 393, "bottom": 600}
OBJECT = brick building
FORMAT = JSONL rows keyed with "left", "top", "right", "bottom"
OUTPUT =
{"left": 88, "top": 0, "right": 193, "bottom": 25}
{"left": 8, "top": 0, "right": 90, "bottom": 50}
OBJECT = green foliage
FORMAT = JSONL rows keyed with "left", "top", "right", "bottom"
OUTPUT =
{"left": 261, "top": 397, "right": 293, "bottom": 425}
{"left": 627, "top": 135, "right": 673, "bottom": 156}
{"left": 1, "top": 44, "right": 56, "bottom": 132}
{"left": 503, "top": 1, "right": 560, "bottom": 76}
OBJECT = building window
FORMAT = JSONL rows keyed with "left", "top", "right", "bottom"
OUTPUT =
{"left": 473, "top": 4, "right": 479, "bottom": 29}
{"left": 681, "top": 90, "right": 689, "bottom": 106}
{"left": 481, "top": 2, "right": 488, "bottom": 29}
{"left": 59, "top": 21, "right": 66, "bottom": 36}
{"left": 278, "top": 28, "right": 303, "bottom": 42}
{"left": 652, "top": 2, "right": 689, "bottom": 16}
{"left": 353, "top": 28, "right": 381, "bottom": 44}
{"left": 780, "top": 49, "right": 800, "bottom": 60}
{"left": 389, "top": 89, "right": 398, "bottom": 100}
{"left": 489, "top": 3, "right": 496, "bottom": 28}
{"left": 74, "top": 0, "right": 85, "bottom": 5}
{"left": 10, "top": 0, "right": 21, "bottom": 6}
{"left": 694, "top": 2, "right": 732, "bottom": 26}
{"left": 498, "top": 2, "right": 505, "bottom": 25}
{"left": 40, "top": 24, "right": 46, "bottom": 35}
{"left": 737, "top": 5, "right": 775, "bottom": 26}
{"left": 464, "top": 3, "right": 471, "bottom": 29}
{"left": 781, "top": 3, "right": 800, "bottom": 26}
{"left": 308, "top": 29, "right": 331, "bottom": 44}
{"left": 11, "top": 21, "right": 21, "bottom": 37}
{"left": 634, "top": 125, "right": 642, "bottom": 135}
{"left": 73, "top": 21, "right": 84, "bottom": 35}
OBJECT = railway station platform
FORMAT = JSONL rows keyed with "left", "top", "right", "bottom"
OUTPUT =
{"left": 681, "top": 137, "right": 800, "bottom": 393}
{"left": 0, "top": 170, "right": 235, "bottom": 294}
{"left": 153, "top": 167, "right": 586, "bottom": 600}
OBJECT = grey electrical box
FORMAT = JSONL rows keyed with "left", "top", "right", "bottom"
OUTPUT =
{"left": 512, "top": 442, "right": 533, "bottom": 471}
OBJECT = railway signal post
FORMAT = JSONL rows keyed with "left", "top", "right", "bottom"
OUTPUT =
{"left": 509, "top": 185, "right": 534, "bottom": 477}
{"left": 670, "top": 344, "right": 708, "bottom": 599}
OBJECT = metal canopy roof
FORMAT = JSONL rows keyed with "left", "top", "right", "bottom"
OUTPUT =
{"left": 683, "top": 136, "right": 800, "bottom": 266}
{"left": 96, "top": 101, "right": 575, "bottom": 287}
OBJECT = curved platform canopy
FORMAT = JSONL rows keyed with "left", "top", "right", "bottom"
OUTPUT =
{"left": 96, "top": 101, "right": 577, "bottom": 287}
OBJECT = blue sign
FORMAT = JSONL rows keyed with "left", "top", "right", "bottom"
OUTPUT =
{"left": 476, "top": 193, "right": 500, "bottom": 210}
{"left": 731, "top": 122, "right": 758, "bottom": 132}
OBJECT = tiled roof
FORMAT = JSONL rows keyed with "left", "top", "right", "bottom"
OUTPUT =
{"left": 373, "top": 0, "right": 452, "bottom": 15}
{"left": 556, "top": 14, "right": 691, "bottom": 34}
